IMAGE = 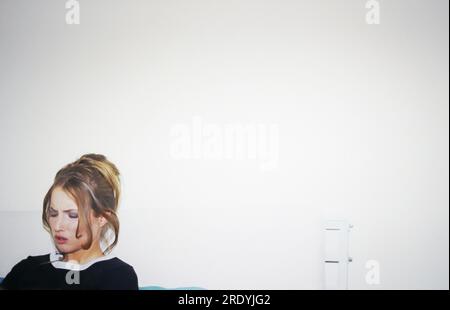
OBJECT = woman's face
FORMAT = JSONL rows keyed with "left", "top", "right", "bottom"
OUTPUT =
{"left": 48, "top": 187, "right": 101, "bottom": 254}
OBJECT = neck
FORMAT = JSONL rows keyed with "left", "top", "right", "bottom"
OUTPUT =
{"left": 64, "top": 242, "right": 104, "bottom": 264}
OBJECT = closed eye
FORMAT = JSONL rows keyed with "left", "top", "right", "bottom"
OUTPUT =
{"left": 68, "top": 212, "right": 78, "bottom": 219}
{"left": 48, "top": 207, "right": 58, "bottom": 217}
{"left": 48, "top": 206, "right": 78, "bottom": 219}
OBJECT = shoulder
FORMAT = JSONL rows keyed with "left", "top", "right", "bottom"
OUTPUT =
{"left": 21, "top": 254, "right": 50, "bottom": 265}
{"left": 96, "top": 257, "right": 136, "bottom": 275}
{"left": 94, "top": 257, "right": 139, "bottom": 290}
{"left": 1, "top": 254, "right": 50, "bottom": 289}
{"left": 7, "top": 254, "right": 50, "bottom": 271}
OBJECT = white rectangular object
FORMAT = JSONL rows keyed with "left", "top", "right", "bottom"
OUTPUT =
{"left": 323, "top": 220, "right": 352, "bottom": 290}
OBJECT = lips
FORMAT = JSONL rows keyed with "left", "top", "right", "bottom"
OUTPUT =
{"left": 55, "top": 235, "right": 68, "bottom": 244}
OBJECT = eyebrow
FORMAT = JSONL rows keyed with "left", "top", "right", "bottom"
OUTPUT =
{"left": 49, "top": 206, "right": 78, "bottom": 212}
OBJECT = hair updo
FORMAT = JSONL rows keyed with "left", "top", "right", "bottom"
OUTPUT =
{"left": 42, "top": 153, "right": 121, "bottom": 254}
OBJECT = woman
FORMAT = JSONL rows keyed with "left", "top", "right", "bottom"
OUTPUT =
{"left": 1, "top": 154, "right": 138, "bottom": 289}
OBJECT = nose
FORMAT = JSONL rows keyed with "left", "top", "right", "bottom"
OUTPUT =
{"left": 54, "top": 215, "right": 65, "bottom": 232}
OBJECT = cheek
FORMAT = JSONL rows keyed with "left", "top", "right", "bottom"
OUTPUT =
{"left": 48, "top": 217, "right": 80, "bottom": 235}
{"left": 67, "top": 221, "right": 80, "bottom": 236}
{"left": 48, "top": 217, "right": 56, "bottom": 229}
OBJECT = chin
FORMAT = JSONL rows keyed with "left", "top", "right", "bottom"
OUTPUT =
{"left": 55, "top": 243, "right": 75, "bottom": 254}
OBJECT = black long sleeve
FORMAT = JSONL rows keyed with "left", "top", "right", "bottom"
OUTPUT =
{"left": 1, "top": 254, "right": 138, "bottom": 290}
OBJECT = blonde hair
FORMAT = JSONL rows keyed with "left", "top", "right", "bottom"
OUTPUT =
{"left": 42, "top": 153, "right": 121, "bottom": 254}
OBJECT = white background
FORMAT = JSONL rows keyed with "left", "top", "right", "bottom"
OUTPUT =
{"left": 0, "top": 0, "right": 448, "bottom": 289}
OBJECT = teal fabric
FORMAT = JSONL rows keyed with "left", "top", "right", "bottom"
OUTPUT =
{"left": 139, "top": 285, "right": 206, "bottom": 290}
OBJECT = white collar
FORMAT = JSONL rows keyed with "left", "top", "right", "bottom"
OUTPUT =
{"left": 49, "top": 251, "right": 116, "bottom": 271}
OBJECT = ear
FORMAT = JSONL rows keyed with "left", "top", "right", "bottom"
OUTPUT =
{"left": 98, "top": 215, "right": 108, "bottom": 228}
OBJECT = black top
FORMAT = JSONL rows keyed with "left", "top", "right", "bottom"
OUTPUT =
{"left": 1, "top": 254, "right": 139, "bottom": 290}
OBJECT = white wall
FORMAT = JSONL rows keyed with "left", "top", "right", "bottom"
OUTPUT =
{"left": 0, "top": 0, "right": 448, "bottom": 289}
